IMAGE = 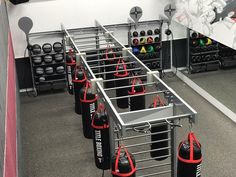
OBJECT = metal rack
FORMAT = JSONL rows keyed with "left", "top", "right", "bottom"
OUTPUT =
{"left": 62, "top": 20, "right": 197, "bottom": 177}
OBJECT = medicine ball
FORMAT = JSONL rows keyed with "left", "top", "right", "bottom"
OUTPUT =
{"left": 140, "top": 30, "right": 146, "bottom": 36}
{"left": 147, "top": 45, "right": 155, "bottom": 53}
{"left": 56, "top": 66, "right": 65, "bottom": 74}
{"left": 147, "top": 37, "right": 153, "bottom": 44}
{"left": 133, "top": 31, "right": 138, "bottom": 37}
{"left": 53, "top": 42, "right": 63, "bottom": 52}
{"left": 42, "top": 43, "right": 52, "bottom": 53}
{"left": 147, "top": 29, "right": 153, "bottom": 35}
{"left": 154, "top": 28, "right": 160, "bottom": 35}
{"left": 45, "top": 67, "right": 54, "bottom": 75}
{"left": 54, "top": 53, "right": 64, "bottom": 62}
{"left": 35, "top": 67, "right": 44, "bottom": 75}
{"left": 154, "top": 37, "right": 160, "bottom": 43}
{"left": 199, "top": 39, "right": 205, "bottom": 47}
{"left": 33, "top": 56, "right": 42, "bottom": 65}
{"left": 132, "top": 38, "right": 139, "bottom": 45}
{"left": 32, "top": 44, "right": 41, "bottom": 55}
{"left": 205, "top": 38, "right": 212, "bottom": 46}
{"left": 140, "top": 38, "right": 146, "bottom": 45}
{"left": 39, "top": 77, "right": 45, "bottom": 82}
{"left": 132, "top": 47, "right": 140, "bottom": 55}
{"left": 44, "top": 55, "right": 53, "bottom": 63}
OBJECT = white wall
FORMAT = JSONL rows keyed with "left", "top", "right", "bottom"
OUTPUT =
{"left": 7, "top": 0, "right": 187, "bottom": 58}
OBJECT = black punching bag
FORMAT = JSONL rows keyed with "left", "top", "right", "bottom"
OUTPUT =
{"left": 104, "top": 48, "right": 116, "bottom": 88}
{"left": 128, "top": 78, "right": 145, "bottom": 111}
{"left": 80, "top": 82, "right": 98, "bottom": 139}
{"left": 73, "top": 67, "right": 87, "bottom": 114}
{"left": 66, "top": 49, "right": 76, "bottom": 95}
{"left": 111, "top": 145, "right": 136, "bottom": 177}
{"left": 150, "top": 96, "right": 169, "bottom": 160}
{"left": 114, "top": 58, "right": 129, "bottom": 109}
{"left": 177, "top": 132, "right": 202, "bottom": 177}
{"left": 91, "top": 104, "right": 110, "bottom": 170}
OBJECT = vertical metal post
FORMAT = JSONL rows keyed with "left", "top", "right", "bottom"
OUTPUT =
{"left": 109, "top": 115, "right": 116, "bottom": 160}
{"left": 171, "top": 104, "right": 178, "bottom": 177}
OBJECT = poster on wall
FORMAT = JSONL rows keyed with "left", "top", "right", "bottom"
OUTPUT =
{"left": 173, "top": 0, "right": 236, "bottom": 49}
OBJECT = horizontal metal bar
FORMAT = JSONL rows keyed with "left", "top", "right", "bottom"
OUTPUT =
{"left": 136, "top": 155, "right": 171, "bottom": 163}
{"left": 74, "top": 38, "right": 113, "bottom": 43}
{"left": 76, "top": 42, "right": 114, "bottom": 49}
{"left": 94, "top": 67, "right": 141, "bottom": 76}
{"left": 110, "top": 90, "right": 167, "bottom": 101}
{"left": 125, "top": 121, "right": 168, "bottom": 131}
{"left": 104, "top": 82, "right": 156, "bottom": 91}
{"left": 85, "top": 50, "right": 123, "bottom": 58}
{"left": 89, "top": 61, "right": 135, "bottom": 69}
{"left": 102, "top": 74, "right": 147, "bottom": 82}
{"left": 132, "top": 146, "right": 171, "bottom": 156}
{"left": 138, "top": 170, "right": 171, "bottom": 177}
{"left": 86, "top": 56, "right": 130, "bottom": 63}
{"left": 73, "top": 34, "right": 105, "bottom": 40}
{"left": 136, "top": 163, "right": 171, "bottom": 171}
{"left": 120, "top": 138, "right": 171, "bottom": 149}
{"left": 115, "top": 130, "right": 171, "bottom": 141}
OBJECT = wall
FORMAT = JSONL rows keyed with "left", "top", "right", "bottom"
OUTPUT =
{"left": 0, "top": 1, "right": 20, "bottom": 177}
{"left": 7, "top": 0, "right": 187, "bottom": 58}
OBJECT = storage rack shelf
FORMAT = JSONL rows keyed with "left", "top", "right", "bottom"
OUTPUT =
{"left": 28, "top": 38, "right": 67, "bottom": 95}
{"left": 62, "top": 20, "right": 197, "bottom": 177}
{"left": 187, "top": 29, "right": 220, "bottom": 73}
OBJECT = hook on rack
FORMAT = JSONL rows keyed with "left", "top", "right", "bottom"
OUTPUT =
{"left": 133, "top": 122, "right": 152, "bottom": 134}
{"left": 165, "top": 119, "right": 182, "bottom": 129}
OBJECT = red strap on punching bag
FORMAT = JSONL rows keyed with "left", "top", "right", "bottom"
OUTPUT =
{"left": 112, "top": 145, "right": 136, "bottom": 177}
{"left": 128, "top": 78, "right": 145, "bottom": 95}
{"left": 66, "top": 49, "right": 76, "bottom": 65}
{"left": 91, "top": 103, "right": 109, "bottom": 129}
{"left": 80, "top": 81, "right": 98, "bottom": 103}
{"left": 105, "top": 46, "right": 116, "bottom": 62}
{"left": 114, "top": 58, "right": 129, "bottom": 77}
{"left": 153, "top": 95, "right": 166, "bottom": 108}
{"left": 178, "top": 132, "right": 202, "bottom": 164}
{"left": 72, "top": 65, "right": 87, "bottom": 83}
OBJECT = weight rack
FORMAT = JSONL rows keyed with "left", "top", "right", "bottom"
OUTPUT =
{"left": 61, "top": 20, "right": 197, "bottom": 177}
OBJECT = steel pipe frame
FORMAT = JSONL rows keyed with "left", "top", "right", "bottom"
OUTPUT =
{"left": 94, "top": 67, "right": 141, "bottom": 76}
{"left": 86, "top": 56, "right": 131, "bottom": 63}
{"left": 62, "top": 21, "right": 197, "bottom": 177}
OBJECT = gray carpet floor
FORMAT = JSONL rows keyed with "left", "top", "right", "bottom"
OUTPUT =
{"left": 184, "top": 68, "right": 236, "bottom": 113}
{"left": 20, "top": 76, "right": 236, "bottom": 177}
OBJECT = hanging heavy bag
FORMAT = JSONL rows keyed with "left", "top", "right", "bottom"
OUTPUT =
{"left": 80, "top": 82, "right": 98, "bottom": 139}
{"left": 66, "top": 49, "right": 76, "bottom": 95}
{"left": 104, "top": 47, "right": 116, "bottom": 88}
{"left": 72, "top": 67, "right": 87, "bottom": 114}
{"left": 114, "top": 58, "right": 129, "bottom": 109}
{"left": 111, "top": 145, "right": 136, "bottom": 177}
{"left": 149, "top": 96, "right": 169, "bottom": 161}
{"left": 177, "top": 132, "right": 202, "bottom": 177}
{"left": 91, "top": 104, "right": 110, "bottom": 170}
{"left": 128, "top": 78, "right": 145, "bottom": 111}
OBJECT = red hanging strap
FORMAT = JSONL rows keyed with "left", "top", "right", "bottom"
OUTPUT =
{"left": 114, "top": 58, "right": 129, "bottom": 77}
{"left": 128, "top": 78, "right": 145, "bottom": 95}
{"left": 66, "top": 49, "right": 76, "bottom": 65}
{"left": 105, "top": 47, "right": 116, "bottom": 63}
{"left": 91, "top": 103, "right": 109, "bottom": 129}
{"left": 178, "top": 132, "right": 202, "bottom": 164}
{"left": 72, "top": 65, "right": 87, "bottom": 83}
{"left": 80, "top": 81, "right": 98, "bottom": 103}
{"left": 112, "top": 145, "right": 136, "bottom": 177}
{"left": 153, "top": 95, "right": 166, "bottom": 108}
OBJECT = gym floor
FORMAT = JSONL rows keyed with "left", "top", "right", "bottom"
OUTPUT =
{"left": 20, "top": 76, "right": 236, "bottom": 177}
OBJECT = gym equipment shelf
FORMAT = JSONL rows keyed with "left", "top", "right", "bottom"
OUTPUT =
{"left": 28, "top": 40, "right": 66, "bottom": 95}
{"left": 187, "top": 29, "right": 220, "bottom": 73}
{"left": 62, "top": 20, "right": 197, "bottom": 177}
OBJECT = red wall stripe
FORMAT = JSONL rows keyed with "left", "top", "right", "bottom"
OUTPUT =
{"left": 3, "top": 33, "right": 17, "bottom": 177}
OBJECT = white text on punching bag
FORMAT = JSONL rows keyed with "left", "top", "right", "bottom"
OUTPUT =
{"left": 90, "top": 103, "right": 96, "bottom": 119}
{"left": 95, "top": 130, "right": 103, "bottom": 163}
{"left": 196, "top": 163, "right": 202, "bottom": 177}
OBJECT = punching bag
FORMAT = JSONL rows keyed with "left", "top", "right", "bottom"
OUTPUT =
{"left": 114, "top": 58, "right": 129, "bottom": 109}
{"left": 91, "top": 104, "right": 110, "bottom": 170}
{"left": 149, "top": 96, "right": 169, "bottom": 160}
{"left": 72, "top": 67, "right": 87, "bottom": 114}
{"left": 104, "top": 47, "right": 116, "bottom": 88}
{"left": 80, "top": 82, "right": 98, "bottom": 139}
{"left": 177, "top": 132, "right": 202, "bottom": 177}
{"left": 66, "top": 49, "right": 76, "bottom": 95}
{"left": 128, "top": 78, "right": 145, "bottom": 111}
{"left": 111, "top": 145, "right": 136, "bottom": 177}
